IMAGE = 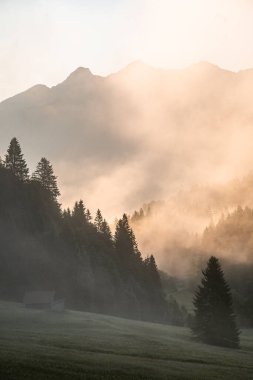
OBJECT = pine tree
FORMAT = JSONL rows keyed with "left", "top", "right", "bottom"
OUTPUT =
{"left": 192, "top": 256, "right": 240, "bottom": 348}
{"left": 94, "top": 209, "right": 112, "bottom": 241}
{"left": 145, "top": 255, "right": 162, "bottom": 288}
{"left": 32, "top": 157, "right": 60, "bottom": 198}
{"left": 115, "top": 214, "right": 136, "bottom": 258}
{"left": 5, "top": 137, "right": 29, "bottom": 181}
{"left": 143, "top": 254, "right": 167, "bottom": 322}
{"left": 95, "top": 209, "right": 103, "bottom": 232}
{"left": 114, "top": 213, "right": 143, "bottom": 279}
{"left": 72, "top": 200, "right": 86, "bottom": 227}
{"left": 85, "top": 209, "right": 92, "bottom": 223}
{"left": 129, "top": 228, "right": 141, "bottom": 261}
{"left": 101, "top": 219, "right": 112, "bottom": 240}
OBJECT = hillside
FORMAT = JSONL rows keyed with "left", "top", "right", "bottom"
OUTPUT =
{"left": 1, "top": 62, "right": 253, "bottom": 217}
{"left": 0, "top": 301, "right": 252, "bottom": 380}
{"left": 0, "top": 154, "right": 167, "bottom": 324}
{"left": 130, "top": 174, "right": 253, "bottom": 275}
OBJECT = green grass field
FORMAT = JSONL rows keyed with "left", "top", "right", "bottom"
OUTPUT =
{"left": 0, "top": 301, "right": 252, "bottom": 380}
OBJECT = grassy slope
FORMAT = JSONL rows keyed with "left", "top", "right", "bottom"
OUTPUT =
{"left": 0, "top": 301, "right": 252, "bottom": 380}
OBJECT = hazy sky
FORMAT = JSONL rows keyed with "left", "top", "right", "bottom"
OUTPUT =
{"left": 1, "top": 0, "right": 253, "bottom": 101}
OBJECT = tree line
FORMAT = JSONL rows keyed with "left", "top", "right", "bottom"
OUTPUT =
{"left": 0, "top": 138, "right": 168, "bottom": 322}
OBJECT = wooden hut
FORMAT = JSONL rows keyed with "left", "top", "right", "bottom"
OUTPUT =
{"left": 23, "top": 291, "right": 64, "bottom": 312}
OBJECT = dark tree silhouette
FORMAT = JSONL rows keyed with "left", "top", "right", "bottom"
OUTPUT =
{"left": 95, "top": 209, "right": 103, "bottom": 232}
{"left": 145, "top": 255, "right": 162, "bottom": 289}
{"left": 101, "top": 219, "right": 112, "bottom": 240}
{"left": 85, "top": 208, "right": 92, "bottom": 223}
{"left": 192, "top": 256, "right": 240, "bottom": 348}
{"left": 115, "top": 214, "right": 140, "bottom": 261}
{"left": 32, "top": 157, "right": 60, "bottom": 198}
{"left": 5, "top": 137, "right": 29, "bottom": 181}
{"left": 95, "top": 209, "right": 112, "bottom": 240}
{"left": 71, "top": 200, "right": 87, "bottom": 229}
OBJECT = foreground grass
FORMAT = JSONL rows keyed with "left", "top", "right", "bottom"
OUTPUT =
{"left": 0, "top": 301, "right": 252, "bottom": 379}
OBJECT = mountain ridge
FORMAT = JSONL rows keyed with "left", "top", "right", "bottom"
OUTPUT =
{"left": 1, "top": 61, "right": 253, "bottom": 220}
{"left": 0, "top": 61, "right": 243, "bottom": 104}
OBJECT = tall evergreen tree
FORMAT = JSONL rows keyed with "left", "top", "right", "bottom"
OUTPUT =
{"left": 95, "top": 209, "right": 103, "bottom": 232}
{"left": 85, "top": 208, "right": 92, "bottom": 223}
{"left": 114, "top": 214, "right": 143, "bottom": 282}
{"left": 145, "top": 255, "right": 162, "bottom": 289}
{"left": 144, "top": 254, "right": 167, "bottom": 320}
{"left": 32, "top": 157, "right": 60, "bottom": 198}
{"left": 115, "top": 214, "right": 136, "bottom": 258}
{"left": 5, "top": 138, "right": 29, "bottom": 181}
{"left": 129, "top": 228, "right": 141, "bottom": 262}
{"left": 95, "top": 209, "right": 113, "bottom": 240}
{"left": 192, "top": 256, "right": 240, "bottom": 348}
{"left": 72, "top": 200, "right": 87, "bottom": 228}
{"left": 101, "top": 219, "right": 112, "bottom": 240}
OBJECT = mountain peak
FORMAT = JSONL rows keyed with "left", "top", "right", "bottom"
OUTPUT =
{"left": 113, "top": 61, "right": 159, "bottom": 80}
{"left": 72, "top": 66, "right": 92, "bottom": 75}
{"left": 65, "top": 67, "right": 93, "bottom": 82}
{"left": 187, "top": 61, "right": 234, "bottom": 74}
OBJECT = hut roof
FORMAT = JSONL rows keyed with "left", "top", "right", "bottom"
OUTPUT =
{"left": 23, "top": 291, "right": 55, "bottom": 305}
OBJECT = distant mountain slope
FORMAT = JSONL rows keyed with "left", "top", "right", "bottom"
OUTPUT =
{"left": 130, "top": 174, "right": 253, "bottom": 275}
{"left": 1, "top": 62, "right": 253, "bottom": 218}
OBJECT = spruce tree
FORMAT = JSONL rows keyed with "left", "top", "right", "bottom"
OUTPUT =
{"left": 115, "top": 214, "right": 137, "bottom": 258}
{"left": 145, "top": 255, "right": 162, "bottom": 289}
{"left": 85, "top": 208, "right": 92, "bottom": 223}
{"left": 144, "top": 255, "right": 167, "bottom": 317}
{"left": 114, "top": 213, "right": 143, "bottom": 281}
{"left": 95, "top": 209, "right": 112, "bottom": 239}
{"left": 95, "top": 209, "right": 103, "bottom": 232}
{"left": 72, "top": 200, "right": 86, "bottom": 227}
{"left": 101, "top": 219, "right": 112, "bottom": 240}
{"left": 192, "top": 256, "right": 240, "bottom": 348}
{"left": 5, "top": 137, "right": 29, "bottom": 181}
{"left": 32, "top": 157, "right": 60, "bottom": 198}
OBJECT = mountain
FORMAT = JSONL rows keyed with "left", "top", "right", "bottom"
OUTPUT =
{"left": 1, "top": 61, "right": 253, "bottom": 219}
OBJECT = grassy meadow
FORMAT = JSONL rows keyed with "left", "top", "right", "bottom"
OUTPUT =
{"left": 0, "top": 301, "right": 252, "bottom": 380}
